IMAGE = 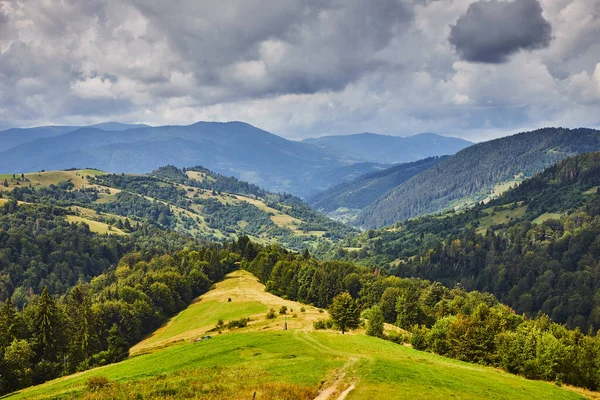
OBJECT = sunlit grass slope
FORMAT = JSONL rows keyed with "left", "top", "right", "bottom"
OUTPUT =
{"left": 5, "top": 271, "right": 587, "bottom": 400}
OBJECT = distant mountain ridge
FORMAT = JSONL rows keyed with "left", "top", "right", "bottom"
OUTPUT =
{"left": 308, "top": 156, "right": 448, "bottom": 221}
{"left": 302, "top": 132, "right": 472, "bottom": 163}
{"left": 356, "top": 127, "right": 600, "bottom": 228}
{"left": 0, "top": 121, "right": 470, "bottom": 198}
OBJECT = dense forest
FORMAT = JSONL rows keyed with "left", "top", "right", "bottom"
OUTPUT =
{"left": 309, "top": 156, "right": 447, "bottom": 216}
{"left": 244, "top": 243, "right": 600, "bottom": 391}
{"left": 357, "top": 127, "right": 600, "bottom": 228}
{"left": 0, "top": 216, "right": 242, "bottom": 395}
{"left": 328, "top": 151, "right": 600, "bottom": 331}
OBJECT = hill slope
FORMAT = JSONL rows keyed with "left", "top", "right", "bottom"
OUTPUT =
{"left": 328, "top": 150, "right": 600, "bottom": 330}
{"left": 9, "top": 270, "right": 584, "bottom": 400}
{"left": 303, "top": 132, "right": 472, "bottom": 164}
{"left": 309, "top": 156, "right": 448, "bottom": 221}
{"left": 3, "top": 165, "right": 353, "bottom": 250}
{"left": 357, "top": 127, "right": 600, "bottom": 228}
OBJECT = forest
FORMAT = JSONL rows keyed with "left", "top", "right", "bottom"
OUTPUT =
{"left": 244, "top": 243, "right": 600, "bottom": 390}
{"left": 328, "top": 151, "right": 600, "bottom": 331}
{"left": 357, "top": 127, "right": 600, "bottom": 228}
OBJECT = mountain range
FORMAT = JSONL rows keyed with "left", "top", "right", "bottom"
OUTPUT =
{"left": 0, "top": 122, "right": 470, "bottom": 198}
{"left": 303, "top": 132, "right": 472, "bottom": 163}
{"left": 355, "top": 127, "right": 600, "bottom": 228}
{"left": 308, "top": 156, "right": 448, "bottom": 221}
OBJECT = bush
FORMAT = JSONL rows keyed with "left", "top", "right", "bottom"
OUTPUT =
{"left": 300, "top": 307, "right": 306, "bottom": 313}
{"left": 385, "top": 331, "right": 410, "bottom": 345}
{"left": 86, "top": 376, "right": 112, "bottom": 392}
{"left": 410, "top": 325, "right": 430, "bottom": 351}
{"left": 313, "top": 319, "right": 336, "bottom": 330}
{"left": 279, "top": 306, "right": 288, "bottom": 315}
{"left": 266, "top": 309, "right": 277, "bottom": 319}
{"left": 227, "top": 317, "right": 250, "bottom": 329}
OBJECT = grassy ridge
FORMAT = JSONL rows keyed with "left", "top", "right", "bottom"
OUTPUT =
{"left": 8, "top": 271, "right": 586, "bottom": 400}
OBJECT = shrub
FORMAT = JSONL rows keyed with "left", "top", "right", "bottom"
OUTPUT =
{"left": 266, "top": 309, "right": 277, "bottom": 319}
{"left": 300, "top": 307, "right": 306, "bottom": 313}
{"left": 227, "top": 317, "right": 250, "bottom": 329}
{"left": 86, "top": 376, "right": 112, "bottom": 392}
{"left": 313, "top": 319, "right": 336, "bottom": 330}
{"left": 386, "top": 331, "right": 410, "bottom": 345}
{"left": 279, "top": 306, "right": 288, "bottom": 315}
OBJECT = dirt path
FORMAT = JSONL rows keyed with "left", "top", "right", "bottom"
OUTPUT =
{"left": 313, "top": 357, "right": 357, "bottom": 400}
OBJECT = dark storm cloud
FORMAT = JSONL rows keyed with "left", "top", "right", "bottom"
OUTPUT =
{"left": 131, "top": 0, "right": 414, "bottom": 98}
{"left": 449, "top": 0, "right": 552, "bottom": 64}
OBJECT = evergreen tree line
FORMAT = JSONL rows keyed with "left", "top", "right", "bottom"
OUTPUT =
{"left": 244, "top": 244, "right": 600, "bottom": 390}
{"left": 0, "top": 243, "right": 242, "bottom": 395}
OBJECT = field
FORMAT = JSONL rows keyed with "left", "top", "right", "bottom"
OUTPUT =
{"left": 8, "top": 270, "right": 588, "bottom": 400}
{"left": 533, "top": 213, "right": 564, "bottom": 224}
{"left": 65, "top": 215, "right": 127, "bottom": 235}
{"left": 476, "top": 204, "right": 528, "bottom": 234}
{"left": 0, "top": 169, "right": 105, "bottom": 191}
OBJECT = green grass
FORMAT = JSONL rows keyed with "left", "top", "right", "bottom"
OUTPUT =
{"left": 533, "top": 213, "right": 564, "bottom": 224}
{"left": 66, "top": 215, "right": 127, "bottom": 235}
{"left": 5, "top": 271, "right": 588, "bottom": 400}
{"left": 476, "top": 204, "right": 528, "bottom": 233}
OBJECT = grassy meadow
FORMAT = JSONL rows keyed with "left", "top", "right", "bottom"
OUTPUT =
{"left": 6, "top": 270, "right": 589, "bottom": 400}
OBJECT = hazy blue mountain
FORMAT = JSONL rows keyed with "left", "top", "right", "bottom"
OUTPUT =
{"left": 302, "top": 132, "right": 472, "bottom": 163}
{"left": 356, "top": 127, "right": 600, "bottom": 229}
{"left": 0, "top": 121, "right": 384, "bottom": 197}
{"left": 90, "top": 122, "right": 152, "bottom": 131}
{"left": 0, "top": 126, "right": 78, "bottom": 152}
{"left": 309, "top": 156, "right": 448, "bottom": 219}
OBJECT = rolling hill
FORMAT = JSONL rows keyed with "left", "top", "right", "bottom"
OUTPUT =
{"left": 2, "top": 165, "right": 353, "bottom": 250}
{"left": 7, "top": 269, "right": 586, "bottom": 400}
{"left": 309, "top": 156, "right": 448, "bottom": 222}
{"left": 356, "top": 127, "right": 600, "bottom": 229}
{"left": 303, "top": 132, "right": 472, "bottom": 164}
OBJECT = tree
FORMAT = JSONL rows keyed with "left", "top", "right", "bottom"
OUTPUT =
{"left": 107, "top": 324, "right": 129, "bottom": 363}
{"left": 379, "top": 287, "right": 400, "bottom": 323}
{"left": 34, "top": 287, "right": 59, "bottom": 359}
{"left": 2, "top": 339, "right": 35, "bottom": 391}
{"left": 329, "top": 292, "right": 360, "bottom": 334}
{"left": 2, "top": 179, "right": 7, "bottom": 187}
{"left": 366, "top": 305, "right": 384, "bottom": 338}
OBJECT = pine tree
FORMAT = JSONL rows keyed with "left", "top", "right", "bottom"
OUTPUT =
{"left": 329, "top": 292, "right": 360, "bottom": 334}
{"left": 3, "top": 179, "right": 8, "bottom": 187}
{"left": 34, "top": 287, "right": 59, "bottom": 359}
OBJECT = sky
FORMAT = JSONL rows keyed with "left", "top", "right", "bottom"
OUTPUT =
{"left": 0, "top": 0, "right": 599, "bottom": 141}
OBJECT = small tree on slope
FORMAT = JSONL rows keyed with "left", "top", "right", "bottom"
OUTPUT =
{"left": 329, "top": 292, "right": 360, "bottom": 334}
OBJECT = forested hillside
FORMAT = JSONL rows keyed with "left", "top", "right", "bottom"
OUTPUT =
{"left": 309, "top": 156, "right": 447, "bottom": 221}
{"left": 1, "top": 166, "right": 352, "bottom": 251}
{"left": 0, "top": 214, "right": 241, "bottom": 394}
{"left": 326, "top": 151, "right": 600, "bottom": 331}
{"left": 357, "top": 127, "right": 600, "bottom": 229}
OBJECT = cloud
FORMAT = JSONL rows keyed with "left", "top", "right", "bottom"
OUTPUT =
{"left": 449, "top": 0, "right": 552, "bottom": 63}
{"left": 0, "top": 0, "right": 598, "bottom": 141}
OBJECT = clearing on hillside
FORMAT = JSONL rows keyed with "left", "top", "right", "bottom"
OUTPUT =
{"left": 9, "top": 270, "right": 588, "bottom": 400}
